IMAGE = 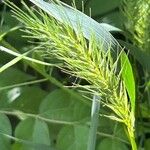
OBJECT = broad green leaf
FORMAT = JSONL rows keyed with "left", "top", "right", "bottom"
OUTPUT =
{"left": 0, "top": 114, "right": 12, "bottom": 150}
{"left": 13, "top": 118, "right": 51, "bottom": 150}
{"left": 29, "top": 0, "right": 119, "bottom": 50}
{"left": 0, "top": 66, "right": 47, "bottom": 113}
{"left": 0, "top": 67, "right": 34, "bottom": 87}
{"left": 121, "top": 52, "right": 135, "bottom": 112}
{"left": 39, "top": 89, "right": 90, "bottom": 123}
{"left": 97, "top": 138, "right": 128, "bottom": 150}
{"left": 56, "top": 126, "right": 89, "bottom": 150}
{"left": 0, "top": 86, "right": 47, "bottom": 113}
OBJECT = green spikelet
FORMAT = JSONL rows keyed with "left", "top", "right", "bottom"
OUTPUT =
{"left": 123, "top": 0, "right": 150, "bottom": 53}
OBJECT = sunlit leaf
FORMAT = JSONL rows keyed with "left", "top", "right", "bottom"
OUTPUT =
{"left": 121, "top": 52, "right": 135, "bottom": 112}
{"left": 29, "top": 0, "right": 119, "bottom": 50}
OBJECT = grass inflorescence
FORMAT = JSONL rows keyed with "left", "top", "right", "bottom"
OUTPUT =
{"left": 4, "top": 0, "right": 137, "bottom": 149}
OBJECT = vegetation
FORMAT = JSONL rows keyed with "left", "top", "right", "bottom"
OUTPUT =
{"left": 0, "top": 0, "right": 149, "bottom": 150}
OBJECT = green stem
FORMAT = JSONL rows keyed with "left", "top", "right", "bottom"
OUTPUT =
{"left": 0, "top": 78, "right": 48, "bottom": 91}
{"left": 129, "top": 135, "right": 137, "bottom": 150}
{"left": 127, "top": 127, "right": 137, "bottom": 150}
{"left": 87, "top": 95, "right": 100, "bottom": 150}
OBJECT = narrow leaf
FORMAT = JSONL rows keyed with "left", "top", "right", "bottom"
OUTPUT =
{"left": 99, "top": 23, "right": 122, "bottom": 32}
{"left": 0, "top": 52, "right": 27, "bottom": 73}
{"left": 121, "top": 52, "right": 135, "bottom": 112}
{"left": 29, "top": 0, "right": 119, "bottom": 50}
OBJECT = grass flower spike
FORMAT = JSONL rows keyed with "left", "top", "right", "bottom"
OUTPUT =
{"left": 4, "top": 0, "right": 137, "bottom": 149}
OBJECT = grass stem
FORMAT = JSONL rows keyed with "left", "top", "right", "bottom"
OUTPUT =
{"left": 87, "top": 95, "right": 100, "bottom": 150}
{"left": 129, "top": 134, "right": 137, "bottom": 150}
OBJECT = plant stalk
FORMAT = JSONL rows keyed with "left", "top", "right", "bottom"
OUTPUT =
{"left": 127, "top": 125, "right": 137, "bottom": 150}
{"left": 129, "top": 134, "right": 137, "bottom": 150}
{"left": 87, "top": 95, "right": 100, "bottom": 150}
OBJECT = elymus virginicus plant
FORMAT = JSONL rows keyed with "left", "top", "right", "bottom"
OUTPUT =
{"left": 122, "top": 0, "right": 150, "bottom": 108}
{"left": 122, "top": 0, "right": 150, "bottom": 54}
{"left": 4, "top": 0, "right": 137, "bottom": 149}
